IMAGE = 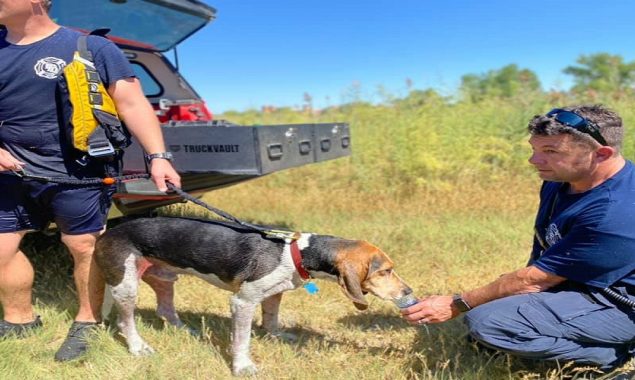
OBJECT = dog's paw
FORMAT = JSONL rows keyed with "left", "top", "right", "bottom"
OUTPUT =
{"left": 233, "top": 360, "right": 258, "bottom": 377}
{"left": 129, "top": 341, "right": 155, "bottom": 356}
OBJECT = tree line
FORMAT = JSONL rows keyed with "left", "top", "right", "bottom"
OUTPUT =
{"left": 404, "top": 53, "right": 635, "bottom": 105}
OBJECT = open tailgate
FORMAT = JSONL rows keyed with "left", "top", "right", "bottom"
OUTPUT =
{"left": 50, "top": 0, "right": 216, "bottom": 51}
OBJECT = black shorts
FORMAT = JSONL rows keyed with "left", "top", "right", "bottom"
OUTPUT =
{"left": 0, "top": 176, "right": 115, "bottom": 235}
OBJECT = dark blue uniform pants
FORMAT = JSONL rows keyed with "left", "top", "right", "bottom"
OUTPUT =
{"left": 464, "top": 291, "right": 635, "bottom": 369}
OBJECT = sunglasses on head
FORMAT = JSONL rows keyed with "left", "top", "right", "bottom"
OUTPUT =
{"left": 546, "top": 108, "right": 608, "bottom": 146}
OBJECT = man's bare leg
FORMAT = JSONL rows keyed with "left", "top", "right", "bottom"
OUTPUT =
{"left": 60, "top": 231, "right": 104, "bottom": 322}
{"left": 0, "top": 231, "right": 34, "bottom": 323}
{"left": 54, "top": 231, "right": 104, "bottom": 362}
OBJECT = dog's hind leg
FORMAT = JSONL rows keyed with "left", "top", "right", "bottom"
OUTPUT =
{"left": 261, "top": 293, "right": 281, "bottom": 333}
{"left": 111, "top": 254, "right": 155, "bottom": 356}
{"left": 230, "top": 295, "right": 259, "bottom": 376}
{"left": 141, "top": 266, "right": 183, "bottom": 328}
{"left": 261, "top": 293, "right": 297, "bottom": 342}
{"left": 101, "top": 285, "right": 114, "bottom": 322}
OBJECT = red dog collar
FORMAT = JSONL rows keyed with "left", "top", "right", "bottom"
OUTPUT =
{"left": 290, "top": 240, "right": 310, "bottom": 280}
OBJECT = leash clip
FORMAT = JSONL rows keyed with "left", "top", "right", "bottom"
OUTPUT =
{"left": 264, "top": 230, "right": 300, "bottom": 241}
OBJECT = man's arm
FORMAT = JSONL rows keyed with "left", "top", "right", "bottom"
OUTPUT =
{"left": 400, "top": 265, "right": 565, "bottom": 324}
{"left": 108, "top": 77, "right": 181, "bottom": 192}
{"left": 463, "top": 264, "right": 565, "bottom": 307}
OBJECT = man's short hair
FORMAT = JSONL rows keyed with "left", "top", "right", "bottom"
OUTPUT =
{"left": 42, "top": 0, "right": 52, "bottom": 11}
{"left": 527, "top": 104, "right": 623, "bottom": 151}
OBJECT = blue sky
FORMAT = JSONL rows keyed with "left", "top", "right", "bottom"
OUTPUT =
{"left": 173, "top": 1, "right": 635, "bottom": 113}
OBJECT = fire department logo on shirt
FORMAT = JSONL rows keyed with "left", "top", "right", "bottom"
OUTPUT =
{"left": 545, "top": 223, "right": 562, "bottom": 246}
{"left": 34, "top": 57, "right": 67, "bottom": 79}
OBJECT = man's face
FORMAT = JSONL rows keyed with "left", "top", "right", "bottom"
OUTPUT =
{"left": 528, "top": 134, "right": 596, "bottom": 183}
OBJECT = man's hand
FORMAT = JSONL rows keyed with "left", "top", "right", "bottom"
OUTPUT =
{"left": 149, "top": 158, "right": 181, "bottom": 192}
{"left": 400, "top": 295, "right": 459, "bottom": 325}
{"left": 0, "top": 148, "right": 25, "bottom": 172}
{"left": 399, "top": 266, "right": 566, "bottom": 326}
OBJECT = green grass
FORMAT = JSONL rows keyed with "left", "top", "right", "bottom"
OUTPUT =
{"left": 3, "top": 95, "right": 635, "bottom": 379}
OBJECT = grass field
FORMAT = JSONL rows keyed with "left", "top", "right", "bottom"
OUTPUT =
{"left": 2, "top": 96, "right": 634, "bottom": 379}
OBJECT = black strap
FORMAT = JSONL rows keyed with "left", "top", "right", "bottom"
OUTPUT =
{"left": 77, "top": 35, "right": 92, "bottom": 62}
{"left": 164, "top": 183, "right": 298, "bottom": 241}
{"left": 12, "top": 170, "right": 149, "bottom": 186}
{"left": 165, "top": 182, "right": 277, "bottom": 236}
{"left": 77, "top": 29, "right": 111, "bottom": 61}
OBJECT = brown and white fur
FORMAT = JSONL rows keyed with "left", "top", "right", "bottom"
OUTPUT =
{"left": 94, "top": 216, "right": 412, "bottom": 376}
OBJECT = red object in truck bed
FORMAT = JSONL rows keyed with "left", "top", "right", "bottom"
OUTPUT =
{"left": 154, "top": 100, "right": 214, "bottom": 124}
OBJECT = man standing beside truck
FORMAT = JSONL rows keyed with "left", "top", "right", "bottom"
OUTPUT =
{"left": 0, "top": 0, "right": 181, "bottom": 361}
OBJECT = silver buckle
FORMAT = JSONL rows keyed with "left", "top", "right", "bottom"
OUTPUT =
{"left": 88, "top": 142, "right": 115, "bottom": 157}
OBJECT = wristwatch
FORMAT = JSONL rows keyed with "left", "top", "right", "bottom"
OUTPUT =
{"left": 145, "top": 152, "right": 174, "bottom": 162}
{"left": 452, "top": 294, "right": 472, "bottom": 313}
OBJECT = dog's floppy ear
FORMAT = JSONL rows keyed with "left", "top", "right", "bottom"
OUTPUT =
{"left": 338, "top": 262, "right": 369, "bottom": 311}
{"left": 367, "top": 255, "right": 384, "bottom": 277}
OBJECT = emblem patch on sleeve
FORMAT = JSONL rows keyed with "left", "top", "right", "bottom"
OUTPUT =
{"left": 546, "top": 223, "right": 562, "bottom": 246}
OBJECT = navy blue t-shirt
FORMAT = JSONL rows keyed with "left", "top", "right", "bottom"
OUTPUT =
{"left": 530, "top": 161, "right": 635, "bottom": 290}
{"left": 0, "top": 27, "right": 135, "bottom": 178}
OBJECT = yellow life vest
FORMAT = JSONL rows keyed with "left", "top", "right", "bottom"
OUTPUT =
{"left": 60, "top": 30, "right": 131, "bottom": 158}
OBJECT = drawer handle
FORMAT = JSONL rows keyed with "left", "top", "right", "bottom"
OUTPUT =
{"left": 320, "top": 138, "right": 331, "bottom": 152}
{"left": 299, "top": 140, "right": 312, "bottom": 155}
{"left": 267, "top": 144, "right": 283, "bottom": 159}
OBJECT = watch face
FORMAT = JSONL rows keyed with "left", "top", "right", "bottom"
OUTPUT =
{"left": 452, "top": 295, "right": 470, "bottom": 312}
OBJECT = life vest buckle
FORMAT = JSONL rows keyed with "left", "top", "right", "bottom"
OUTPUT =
{"left": 88, "top": 141, "right": 115, "bottom": 157}
{"left": 89, "top": 92, "right": 104, "bottom": 106}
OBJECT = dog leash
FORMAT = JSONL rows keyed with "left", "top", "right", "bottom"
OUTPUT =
{"left": 164, "top": 182, "right": 300, "bottom": 241}
{"left": 10, "top": 169, "right": 150, "bottom": 186}
{"left": 164, "top": 183, "right": 315, "bottom": 283}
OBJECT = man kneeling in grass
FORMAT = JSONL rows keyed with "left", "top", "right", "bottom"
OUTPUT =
{"left": 402, "top": 104, "right": 635, "bottom": 372}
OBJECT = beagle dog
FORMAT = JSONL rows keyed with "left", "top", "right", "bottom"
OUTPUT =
{"left": 94, "top": 216, "right": 412, "bottom": 376}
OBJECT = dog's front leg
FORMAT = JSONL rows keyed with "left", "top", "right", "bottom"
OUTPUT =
{"left": 230, "top": 296, "right": 258, "bottom": 376}
{"left": 111, "top": 281, "right": 155, "bottom": 356}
